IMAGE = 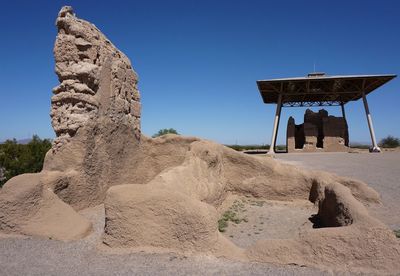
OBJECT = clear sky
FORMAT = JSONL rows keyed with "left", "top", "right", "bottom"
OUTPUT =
{"left": 0, "top": 0, "right": 399, "bottom": 145}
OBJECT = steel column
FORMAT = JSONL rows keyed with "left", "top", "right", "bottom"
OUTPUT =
{"left": 361, "top": 91, "right": 380, "bottom": 152}
{"left": 268, "top": 94, "right": 282, "bottom": 154}
{"left": 340, "top": 103, "right": 346, "bottom": 120}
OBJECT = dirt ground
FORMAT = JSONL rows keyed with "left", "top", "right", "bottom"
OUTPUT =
{"left": 0, "top": 204, "right": 332, "bottom": 276}
{"left": 219, "top": 197, "right": 317, "bottom": 248}
{"left": 1, "top": 152, "right": 398, "bottom": 275}
{"left": 275, "top": 151, "right": 400, "bottom": 230}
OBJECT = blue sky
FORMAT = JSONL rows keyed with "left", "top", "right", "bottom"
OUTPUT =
{"left": 0, "top": 0, "right": 399, "bottom": 145}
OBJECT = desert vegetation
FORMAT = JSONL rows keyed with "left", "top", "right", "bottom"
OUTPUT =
{"left": 218, "top": 199, "right": 248, "bottom": 232}
{"left": 225, "top": 144, "right": 286, "bottom": 151}
{"left": 0, "top": 135, "right": 51, "bottom": 187}
{"left": 152, "top": 128, "right": 179, "bottom": 138}
{"left": 379, "top": 135, "right": 400, "bottom": 148}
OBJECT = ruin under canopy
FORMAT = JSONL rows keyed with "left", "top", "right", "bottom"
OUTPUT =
{"left": 287, "top": 109, "right": 349, "bottom": 152}
{"left": 257, "top": 72, "right": 396, "bottom": 153}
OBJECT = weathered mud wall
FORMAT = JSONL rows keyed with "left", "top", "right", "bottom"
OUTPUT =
{"left": 286, "top": 109, "right": 349, "bottom": 152}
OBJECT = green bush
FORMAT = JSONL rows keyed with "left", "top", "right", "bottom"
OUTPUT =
{"left": 0, "top": 135, "right": 51, "bottom": 187}
{"left": 225, "top": 144, "right": 287, "bottom": 151}
{"left": 379, "top": 135, "right": 400, "bottom": 148}
{"left": 225, "top": 144, "right": 269, "bottom": 151}
{"left": 349, "top": 143, "right": 370, "bottom": 149}
{"left": 152, "top": 128, "right": 179, "bottom": 138}
{"left": 218, "top": 200, "right": 248, "bottom": 232}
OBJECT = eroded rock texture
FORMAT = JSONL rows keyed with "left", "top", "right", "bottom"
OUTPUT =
{"left": 51, "top": 6, "right": 141, "bottom": 151}
{"left": 40, "top": 6, "right": 144, "bottom": 209}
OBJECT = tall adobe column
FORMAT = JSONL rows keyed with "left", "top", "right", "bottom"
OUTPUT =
{"left": 51, "top": 6, "right": 141, "bottom": 152}
{"left": 42, "top": 7, "right": 143, "bottom": 209}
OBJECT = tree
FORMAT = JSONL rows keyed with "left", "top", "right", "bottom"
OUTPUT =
{"left": 379, "top": 135, "right": 400, "bottom": 148}
{"left": 152, "top": 128, "right": 179, "bottom": 138}
{"left": 0, "top": 135, "right": 52, "bottom": 187}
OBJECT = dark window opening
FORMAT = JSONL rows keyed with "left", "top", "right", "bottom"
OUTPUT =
{"left": 317, "top": 131, "right": 324, "bottom": 148}
{"left": 295, "top": 124, "right": 305, "bottom": 149}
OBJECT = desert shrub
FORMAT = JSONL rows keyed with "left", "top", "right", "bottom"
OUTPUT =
{"left": 225, "top": 144, "right": 269, "bottom": 151}
{"left": 218, "top": 200, "right": 248, "bottom": 232}
{"left": 152, "top": 128, "right": 179, "bottom": 138}
{"left": 379, "top": 135, "right": 400, "bottom": 148}
{"left": 275, "top": 145, "right": 287, "bottom": 151}
{"left": 218, "top": 218, "right": 228, "bottom": 232}
{"left": 218, "top": 210, "right": 241, "bottom": 232}
{"left": 225, "top": 144, "right": 288, "bottom": 152}
{"left": 349, "top": 143, "right": 370, "bottom": 149}
{"left": 0, "top": 135, "right": 51, "bottom": 187}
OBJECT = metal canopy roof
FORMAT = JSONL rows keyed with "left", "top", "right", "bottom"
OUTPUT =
{"left": 257, "top": 74, "right": 396, "bottom": 107}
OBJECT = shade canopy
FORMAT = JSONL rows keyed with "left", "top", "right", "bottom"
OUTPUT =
{"left": 257, "top": 74, "right": 396, "bottom": 107}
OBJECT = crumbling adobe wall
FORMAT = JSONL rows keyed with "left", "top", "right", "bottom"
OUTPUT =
{"left": 51, "top": 6, "right": 141, "bottom": 151}
{"left": 304, "top": 109, "right": 326, "bottom": 149}
{"left": 286, "top": 117, "right": 296, "bottom": 151}
{"left": 43, "top": 6, "right": 144, "bottom": 209}
{"left": 286, "top": 109, "right": 349, "bottom": 152}
{"left": 287, "top": 117, "right": 305, "bottom": 151}
{"left": 323, "top": 116, "right": 349, "bottom": 151}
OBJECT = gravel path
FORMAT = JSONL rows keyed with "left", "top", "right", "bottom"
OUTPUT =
{"left": 2, "top": 152, "right": 398, "bottom": 275}
{"left": 0, "top": 239, "right": 334, "bottom": 276}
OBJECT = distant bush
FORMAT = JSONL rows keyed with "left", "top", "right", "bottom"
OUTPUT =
{"left": 0, "top": 135, "right": 51, "bottom": 187}
{"left": 225, "top": 144, "right": 269, "bottom": 151}
{"left": 349, "top": 143, "right": 371, "bottom": 149}
{"left": 379, "top": 135, "right": 400, "bottom": 148}
{"left": 275, "top": 145, "right": 287, "bottom": 151}
{"left": 225, "top": 144, "right": 287, "bottom": 152}
{"left": 152, "top": 128, "right": 179, "bottom": 138}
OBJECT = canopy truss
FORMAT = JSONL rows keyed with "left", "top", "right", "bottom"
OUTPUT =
{"left": 257, "top": 74, "right": 396, "bottom": 107}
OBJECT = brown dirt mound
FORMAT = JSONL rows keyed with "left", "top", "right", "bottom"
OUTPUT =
{"left": 0, "top": 173, "right": 91, "bottom": 240}
{"left": 1, "top": 135, "right": 393, "bottom": 274}
{"left": 104, "top": 185, "right": 222, "bottom": 252}
{"left": 42, "top": 132, "right": 199, "bottom": 210}
{"left": 246, "top": 183, "right": 400, "bottom": 274}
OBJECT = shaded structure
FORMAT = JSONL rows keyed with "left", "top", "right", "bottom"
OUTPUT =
{"left": 287, "top": 109, "right": 349, "bottom": 152}
{"left": 257, "top": 73, "right": 396, "bottom": 153}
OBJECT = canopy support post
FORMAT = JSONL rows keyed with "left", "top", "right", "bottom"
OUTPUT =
{"left": 340, "top": 102, "right": 346, "bottom": 120}
{"left": 362, "top": 91, "right": 380, "bottom": 152}
{"left": 268, "top": 93, "right": 282, "bottom": 154}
